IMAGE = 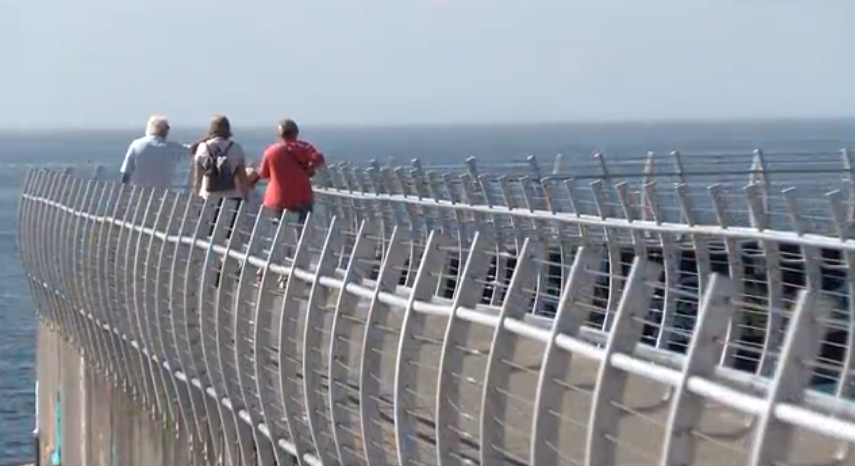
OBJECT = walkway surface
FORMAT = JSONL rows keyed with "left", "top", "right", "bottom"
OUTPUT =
{"left": 17, "top": 150, "right": 855, "bottom": 465}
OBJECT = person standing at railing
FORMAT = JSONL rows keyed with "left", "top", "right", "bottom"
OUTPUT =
{"left": 252, "top": 118, "right": 326, "bottom": 225}
{"left": 120, "top": 115, "right": 196, "bottom": 188}
{"left": 192, "top": 115, "right": 252, "bottom": 237}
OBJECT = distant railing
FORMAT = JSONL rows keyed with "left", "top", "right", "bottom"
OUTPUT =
{"left": 311, "top": 148, "right": 855, "bottom": 234}
{"left": 17, "top": 149, "right": 855, "bottom": 465}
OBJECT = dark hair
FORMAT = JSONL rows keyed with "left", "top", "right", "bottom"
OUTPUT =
{"left": 278, "top": 118, "right": 300, "bottom": 139}
{"left": 208, "top": 115, "right": 232, "bottom": 139}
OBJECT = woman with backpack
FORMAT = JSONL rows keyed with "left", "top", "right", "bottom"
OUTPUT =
{"left": 192, "top": 115, "right": 253, "bottom": 237}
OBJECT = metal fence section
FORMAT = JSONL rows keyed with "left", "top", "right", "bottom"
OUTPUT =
{"left": 17, "top": 154, "right": 855, "bottom": 465}
{"left": 312, "top": 149, "right": 855, "bottom": 234}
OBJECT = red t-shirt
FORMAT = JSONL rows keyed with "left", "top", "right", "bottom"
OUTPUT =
{"left": 259, "top": 139, "right": 326, "bottom": 211}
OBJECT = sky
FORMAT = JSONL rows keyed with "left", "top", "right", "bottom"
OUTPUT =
{"left": 0, "top": 0, "right": 852, "bottom": 129}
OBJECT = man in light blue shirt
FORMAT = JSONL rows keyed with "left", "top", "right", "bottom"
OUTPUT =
{"left": 120, "top": 116, "right": 193, "bottom": 189}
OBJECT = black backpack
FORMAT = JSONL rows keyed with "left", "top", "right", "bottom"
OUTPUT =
{"left": 200, "top": 141, "right": 237, "bottom": 192}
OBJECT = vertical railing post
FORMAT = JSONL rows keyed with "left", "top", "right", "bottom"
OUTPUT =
{"left": 436, "top": 232, "right": 495, "bottom": 465}
{"left": 480, "top": 239, "right": 540, "bottom": 465}
{"left": 670, "top": 151, "right": 688, "bottom": 228}
{"left": 660, "top": 274, "right": 737, "bottom": 465}
{"left": 748, "top": 290, "right": 827, "bottom": 465}
{"left": 749, "top": 149, "right": 771, "bottom": 228}
{"left": 410, "top": 159, "right": 434, "bottom": 232}
{"left": 825, "top": 189, "right": 855, "bottom": 463}
{"left": 745, "top": 183, "right": 784, "bottom": 377}
{"left": 642, "top": 152, "right": 656, "bottom": 225}
{"left": 301, "top": 216, "right": 344, "bottom": 459}
{"left": 708, "top": 184, "right": 746, "bottom": 368}
{"left": 590, "top": 180, "right": 621, "bottom": 331}
{"left": 393, "top": 166, "right": 420, "bottom": 287}
{"left": 360, "top": 226, "right": 411, "bottom": 466}
{"left": 840, "top": 148, "right": 855, "bottom": 231}
{"left": 526, "top": 154, "right": 547, "bottom": 211}
{"left": 585, "top": 256, "right": 662, "bottom": 466}
{"left": 594, "top": 151, "right": 611, "bottom": 186}
{"left": 530, "top": 245, "right": 601, "bottom": 465}
{"left": 328, "top": 219, "right": 378, "bottom": 465}
{"left": 826, "top": 190, "right": 855, "bottom": 396}
{"left": 639, "top": 180, "right": 680, "bottom": 351}
{"left": 394, "top": 231, "right": 450, "bottom": 464}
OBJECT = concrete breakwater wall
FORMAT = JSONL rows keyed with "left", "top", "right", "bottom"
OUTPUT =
{"left": 34, "top": 320, "right": 196, "bottom": 466}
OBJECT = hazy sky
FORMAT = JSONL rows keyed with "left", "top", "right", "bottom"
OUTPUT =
{"left": 1, "top": 0, "right": 852, "bottom": 129}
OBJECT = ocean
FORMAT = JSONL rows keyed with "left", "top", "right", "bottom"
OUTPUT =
{"left": 1, "top": 119, "right": 855, "bottom": 462}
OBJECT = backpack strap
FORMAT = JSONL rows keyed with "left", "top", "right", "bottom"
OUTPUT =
{"left": 286, "top": 141, "right": 304, "bottom": 164}
{"left": 286, "top": 141, "right": 317, "bottom": 177}
{"left": 206, "top": 140, "right": 235, "bottom": 158}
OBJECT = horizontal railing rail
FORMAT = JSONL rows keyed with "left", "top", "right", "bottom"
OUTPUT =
{"left": 17, "top": 154, "right": 855, "bottom": 465}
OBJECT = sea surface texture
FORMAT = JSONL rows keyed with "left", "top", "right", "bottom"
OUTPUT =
{"left": 2, "top": 119, "right": 855, "bottom": 462}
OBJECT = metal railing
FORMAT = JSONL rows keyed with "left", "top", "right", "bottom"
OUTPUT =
{"left": 309, "top": 149, "right": 855, "bottom": 236}
{"left": 16, "top": 150, "right": 855, "bottom": 465}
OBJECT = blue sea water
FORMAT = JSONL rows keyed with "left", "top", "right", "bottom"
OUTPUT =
{"left": 1, "top": 119, "right": 855, "bottom": 462}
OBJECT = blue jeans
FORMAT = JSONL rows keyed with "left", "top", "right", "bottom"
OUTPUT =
{"left": 269, "top": 203, "right": 314, "bottom": 247}
{"left": 209, "top": 197, "right": 243, "bottom": 237}
{"left": 275, "top": 203, "right": 313, "bottom": 225}
{"left": 295, "top": 202, "right": 313, "bottom": 225}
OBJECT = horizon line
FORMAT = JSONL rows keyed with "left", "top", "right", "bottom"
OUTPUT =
{"left": 2, "top": 115, "right": 855, "bottom": 133}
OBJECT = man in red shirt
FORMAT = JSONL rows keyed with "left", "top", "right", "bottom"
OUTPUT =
{"left": 258, "top": 118, "right": 326, "bottom": 223}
